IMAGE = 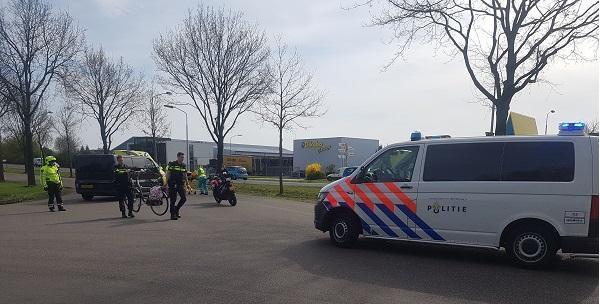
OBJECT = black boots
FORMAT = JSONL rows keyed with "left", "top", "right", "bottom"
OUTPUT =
{"left": 128, "top": 211, "right": 135, "bottom": 218}
{"left": 49, "top": 207, "right": 55, "bottom": 212}
{"left": 58, "top": 206, "right": 66, "bottom": 212}
{"left": 121, "top": 211, "right": 127, "bottom": 218}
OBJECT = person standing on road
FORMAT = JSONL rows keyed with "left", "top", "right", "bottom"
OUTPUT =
{"left": 40, "top": 156, "right": 65, "bottom": 212}
{"left": 167, "top": 152, "right": 187, "bottom": 220}
{"left": 114, "top": 155, "right": 135, "bottom": 219}
{"left": 196, "top": 165, "right": 208, "bottom": 195}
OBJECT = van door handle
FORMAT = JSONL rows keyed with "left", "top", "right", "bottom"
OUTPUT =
{"left": 346, "top": 191, "right": 354, "bottom": 195}
{"left": 400, "top": 185, "right": 413, "bottom": 189}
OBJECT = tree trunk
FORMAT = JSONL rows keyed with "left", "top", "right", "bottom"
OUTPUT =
{"left": 100, "top": 123, "right": 109, "bottom": 154}
{"left": 278, "top": 128, "right": 283, "bottom": 195}
{"left": 67, "top": 137, "right": 73, "bottom": 178}
{"left": 494, "top": 102, "right": 510, "bottom": 136}
{"left": 216, "top": 137, "right": 224, "bottom": 170}
{"left": 0, "top": 130, "right": 5, "bottom": 183}
{"left": 24, "top": 122, "right": 36, "bottom": 186}
{"left": 152, "top": 135, "right": 158, "bottom": 161}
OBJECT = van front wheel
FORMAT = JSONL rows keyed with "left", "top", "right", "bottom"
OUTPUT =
{"left": 329, "top": 212, "right": 359, "bottom": 248}
{"left": 506, "top": 225, "right": 558, "bottom": 268}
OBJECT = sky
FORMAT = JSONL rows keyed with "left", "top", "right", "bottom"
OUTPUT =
{"left": 17, "top": 0, "right": 600, "bottom": 150}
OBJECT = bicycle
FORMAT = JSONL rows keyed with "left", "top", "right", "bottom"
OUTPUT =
{"left": 129, "top": 170, "right": 170, "bottom": 216}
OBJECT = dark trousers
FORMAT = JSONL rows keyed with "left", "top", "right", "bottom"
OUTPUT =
{"left": 116, "top": 187, "right": 134, "bottom": 212}
{"left": 169, "top": 183, "right": 187, "bottom": 215}
{"left": 47, "top": 182, "right": 63, "bottom": 208}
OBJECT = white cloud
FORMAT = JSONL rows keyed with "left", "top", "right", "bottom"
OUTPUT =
{"left": 93, "top": 0, "right": 135, "bottom": 17}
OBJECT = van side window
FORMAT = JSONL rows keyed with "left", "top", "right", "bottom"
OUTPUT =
{"left": 362, "top": 146, "right": 419, "bottom": 183}
{"left": 501, "top": 142, "right": 574, "bottom": 182}
{"left": 131, "top": 157, "right": 146, "bottom": 170}
{"left": 423, "top": 143, "right": 503, "bottom": 181}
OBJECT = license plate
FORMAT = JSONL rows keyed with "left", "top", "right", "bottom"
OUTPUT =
{"left": 80, "top": 184, "right": 94, "bottom": 189}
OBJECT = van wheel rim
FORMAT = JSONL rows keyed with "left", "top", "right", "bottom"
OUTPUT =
{"left": 334, "top": 222, "right": 348, "bottom": 240}
{"left": 515, "top": 233, "right": 546, "bottom": 262}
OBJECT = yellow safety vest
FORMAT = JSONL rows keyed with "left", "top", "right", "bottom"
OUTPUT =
{"left": 40, "top": 164, "right": 62, "bottom": 188}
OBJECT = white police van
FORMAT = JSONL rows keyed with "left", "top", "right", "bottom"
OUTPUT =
{"left": 314, "top": 123, "right": 598, "bottom": 268}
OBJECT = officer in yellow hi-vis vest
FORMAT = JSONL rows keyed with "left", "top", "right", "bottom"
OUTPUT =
{"left": 167, "top": 152, "right": 187, "bottom": 220}
{"left": 40, "top": 156, "right": 65, "bottom": 212}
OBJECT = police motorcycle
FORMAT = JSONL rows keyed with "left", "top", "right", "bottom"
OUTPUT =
{"left": 210, "top": 170, "right": 237, "bottom": 206}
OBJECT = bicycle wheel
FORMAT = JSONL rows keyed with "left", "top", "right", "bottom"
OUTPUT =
{"left": 150, "top": 191, "right": 169, "bottom": 216}
{"left": 132, "top": 189, "right": 143, "bottom": 213}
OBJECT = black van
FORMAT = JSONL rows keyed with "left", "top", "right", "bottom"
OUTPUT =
{"left": 74, "top": 154, "right": 164, "bottom": 201}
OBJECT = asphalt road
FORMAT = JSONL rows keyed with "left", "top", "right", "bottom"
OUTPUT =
{"left": 0, "top": 193, "right": 598, "bottom": 303}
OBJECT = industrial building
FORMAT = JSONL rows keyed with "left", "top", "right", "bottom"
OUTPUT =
{"left": 114, "top": 137, "right": 293, "bottom": 176}
{"left": 292, "top": 137, "right": 379, "bottom": 172}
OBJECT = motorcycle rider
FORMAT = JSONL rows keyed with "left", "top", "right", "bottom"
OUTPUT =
{"left": 40, "top": 156, "right": 65, "bottom": 212}
{"left": 114, "top": 155, "right": 135, "bottom": 218}
{"left": 167, "top": 152, "right": 187, "bottom": 220}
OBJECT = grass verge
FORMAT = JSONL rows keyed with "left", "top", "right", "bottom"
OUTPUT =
{"left": 247, "top": 176, "right": 329, "bottom": 184}
{"left": 0, "top": 181, "right": 72, "bottom": 204}
{"left": 234, "top": 183, "right": 321, "bottom": 203}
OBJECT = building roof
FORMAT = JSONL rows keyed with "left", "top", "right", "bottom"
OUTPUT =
{"left": 116, "top": 136, "right": 293, "bottom": 157}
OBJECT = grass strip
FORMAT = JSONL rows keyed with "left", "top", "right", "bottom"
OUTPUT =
{"left": 234, "top": 183, "right": 322, "bottom": 203}
{"left": 0, "top": 181, "right": 72, "bottom": 204}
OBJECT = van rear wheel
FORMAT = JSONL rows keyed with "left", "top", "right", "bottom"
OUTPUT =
{"left": 506, "top": 225, "right": 558, "bottom": 269}
{"left": 82, "top": 193, "right": 94, "bottom": 201}
{"left": 329, "top": 212, "right": 359, "bottom": 248}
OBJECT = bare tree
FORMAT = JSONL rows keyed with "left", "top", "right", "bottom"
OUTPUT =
{"left": 255, "top": 37, "right": 324, "bottom": 194}
{"left": 32, "top": 103, "right": 53, "bottom": 159}
{"left": 54, "top": 103, "right": 79, "bottom": 177}
{"left": 0, "top": 92, "right": 10, "bottom": 182}
{"left": 0, "top": 0, "right": 83, "bottom": 185}
{"left": 585, "top": 119, "right": 599, "bottom": 134}
{"left": 138, "top": 85, "right": 171, "bottom": 161}
{"left": 370, "top": 0, "right": 598, "bottom": 135}
{"left": 153, "top": 6, "right": 270, "bottom": 169}
{"left": 63, "top": 46, "right": 144, "bottom": 154}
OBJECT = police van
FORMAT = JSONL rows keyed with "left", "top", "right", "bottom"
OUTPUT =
{"left": 314, "top": 123, "right": 598, "bottom": 268}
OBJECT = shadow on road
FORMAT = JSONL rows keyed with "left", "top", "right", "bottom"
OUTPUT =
{"left": 108, "top": 218, "right": 171, "bottom": 227}
{"left": 192, "top": 202, "right": 234, "bottom": 209}
{"left": 0, "top": 211, "right": 51, "bottom": 217}
{"left": 48, "top": 217, "right": 124, "bottom": 225}
{"left": 281, "top": 238, "right": 598, "bottom": 303}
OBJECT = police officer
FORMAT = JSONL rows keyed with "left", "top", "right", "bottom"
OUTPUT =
{"left": 40, "top": 156, "right": 65, "bottom": 212}
{"left": 114, "top": 155, "right": 135, "bottom": 218}
{"left": 167, "top": 152, "right": 187, "bottom": 220}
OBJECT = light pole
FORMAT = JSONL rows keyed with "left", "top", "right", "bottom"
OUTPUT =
{"left": 544, "top": 109, "right": 556, "bottom": 135}
{"left": 149, "top": 92, "right": 172, "bottom": 160}
{"left": 229, "top": 134, "right": 242, "bottom": 157}
{"left": 164, "top": 104, "right": 189, "bottom": 167}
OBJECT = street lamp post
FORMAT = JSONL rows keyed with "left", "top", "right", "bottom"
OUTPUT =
{"left": 164, "top": 104, "right": 189, "bottom": 167}
{"left": 545, "top": 109, "right": 556, "bottom": 135}
{"left": 229, "top": 134, "right": 242, "bottom": 157}
{"left": 149, "top": 92, "right": 172, "bottom": 160}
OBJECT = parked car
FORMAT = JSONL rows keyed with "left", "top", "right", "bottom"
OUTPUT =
{"left": 74, "top": 151, "right": 165, "bottom": 201}
{"left": 225, "top": 166, "right": 248, "bottom": 180}
{"left": 291, "top": 170, "right": 305, "bottom": 178}
{"left": 326, "top": 166, "right": 358, "bottom": 181}
{"left": 33, "top": 157, "right": 43, "bottom": 167}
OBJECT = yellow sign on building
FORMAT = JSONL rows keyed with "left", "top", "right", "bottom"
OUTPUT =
{"left": 506, "top": 112, "right": 538, "bottom": 135}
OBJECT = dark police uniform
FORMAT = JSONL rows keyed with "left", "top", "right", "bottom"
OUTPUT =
{"left": 114, "top": 163, "right": 134, "bottom": 217}
{"left": 167, "top": 160, "right": 187, "bottom": 219}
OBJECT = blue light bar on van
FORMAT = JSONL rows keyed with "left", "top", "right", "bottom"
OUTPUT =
{"left": 558, "top": 122, "right": 586, "bottom": 136}
{"left": 410, "top": 131, "right": 422, "bottom": 141}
